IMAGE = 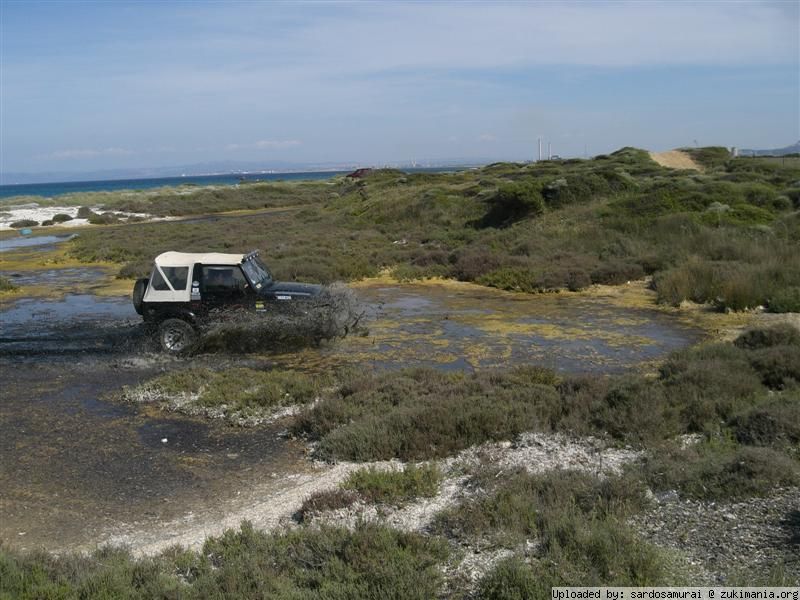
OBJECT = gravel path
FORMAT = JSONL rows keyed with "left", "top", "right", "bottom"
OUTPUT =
{"left": 630, "top": 487, "right": 800, "bottom": 584}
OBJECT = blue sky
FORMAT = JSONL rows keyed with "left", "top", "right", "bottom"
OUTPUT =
{"left": 1, "top": 0, "right": 798, "bottom": 176}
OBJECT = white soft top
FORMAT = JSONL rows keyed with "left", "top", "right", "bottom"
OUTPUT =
{"left": 144, "top": 251, "right": 247, "bottom": 303}
{"left": 154, "top": 251, "right": 245, "bottom": 268}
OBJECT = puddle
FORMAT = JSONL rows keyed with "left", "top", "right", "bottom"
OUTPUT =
{"left": 0, "top": 267, "right": 109, "bottom": 287}
{"left": 0, "top": 234, "right": 76, "bottom": 252}
{"left": 0, "top": 362, "right": 306, "bottom": 552}
{"left": 268, "top": 282, "right": 704, "bottom": 374}
{"left": 0, "top": 294, "right": 143, "bottom": 357}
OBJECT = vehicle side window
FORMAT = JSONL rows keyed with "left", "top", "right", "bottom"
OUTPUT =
{"left": 202, "top": 266, "right": 248, "bottom": 292}
{"left": 162, "top": 267, "right": 189, "bottom": 290}
{"left": 150, "top": 268, "right": 170, "bottom": 291}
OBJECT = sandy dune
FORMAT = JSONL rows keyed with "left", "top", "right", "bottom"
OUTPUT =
{"left": 649, "top": 150, "right": 703, "bottom": 171}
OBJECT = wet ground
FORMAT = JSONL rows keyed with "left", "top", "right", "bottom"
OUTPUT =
{"left": 267, "top": 280, "right": 703, "bottom": 373}
{"left": 0, "top": 359, "right": 309, "bottom": 551}
{"left": 0, "top": 255, "right": 704, "bottom": 552}
{"left": 0, "top": 233, "right": 78, "bottom": 253}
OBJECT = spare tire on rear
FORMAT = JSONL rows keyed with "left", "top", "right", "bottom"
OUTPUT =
{"left": 132, "top": 277, "right": 148, "bottom": 315}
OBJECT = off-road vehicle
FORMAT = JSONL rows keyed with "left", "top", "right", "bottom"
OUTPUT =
{"left": 132, "top": 250, "right": 322, "bottom": 353}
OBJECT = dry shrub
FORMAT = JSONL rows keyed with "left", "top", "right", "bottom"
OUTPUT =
{"left": 295, "top": 489, "right": 359, "bottom": 522}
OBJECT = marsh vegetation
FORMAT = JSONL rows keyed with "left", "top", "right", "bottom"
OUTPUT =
{"left": 2, "top": 149, "right": 799, "bottom": 594}
{"left": 60, "top": 148, "right": 800, "bottom": 312}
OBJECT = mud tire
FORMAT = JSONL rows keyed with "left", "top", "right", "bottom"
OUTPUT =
{"left": 132, "top": 278, "right": 149, "bottom": 315}
{"left": 158, "top": 318, "right": 198, "bottom": 355}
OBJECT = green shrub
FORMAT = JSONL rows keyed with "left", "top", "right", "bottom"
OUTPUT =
{"left": 734, "top": 324, "right": 800, "bottom": 349}
{"left": 642, "top": 443, "right": 800, "bottom": 500}
{"left": 653, "top": 258, "right": 791, "bottom": 310}
{"left": 477, "top": 266, "right": 540, "bottom": 292}
{"left": 52, "top": 213, "right": 73, "bottom": 223}
{"left": 0, "top": 522, "right": 450, "bottom": 599}
{"left": 479, "top": 180, "right": 544, "bottom": 227}
{"left": 198, "top": 368, "right": 322, "bottom": 409}
{"left": 659, "top": 343, "right": 764, "bottom": 432}
{"left": 477, "top": 558, "right": 543, "bottom": 600}
{"left": 59, "top": 148, "right": 800, "bottom": 310}
{"left": 590, "top": 260, "right": 644, "bottom": 285}
{"left": 450, "top": 250, "right": 518, "bottom": 281}
{"left": 566, "top": 269, "right": 592, "bottom": 291}
{"left": 0, "top": 275, "right": 17, "bottom": 291}
{"left": 436, "top": 469, "right": 648, "bottom": 540}
{"left": 433, "top": 470, "right": 540, "bottom": 545}
{"left": 437, "top": 470, "right": 666, "bottom": 588}
{"left": 342, "top": 463, "right": 441, "bottom": 505}
{"left": 592, "top": 377, "right": 678, "bottom": 443}
{"left": 682, "top": 146, "right": 731, "bottom": 169}
{"left": 116, "top": 260, "right": 151, "bottom": 279}
{"left": 729, "top": 395, "right": 800, "bottom": 455}
{"left": 747, "top": 346, "right": 800, "bottom": 389}
{"left": 197, "top": 522, "right": 449, "bottom": 599}
{"left": 9, "top": 219, "right": 37, "bottom": 228}
{"left": 295, "top": 489, "right": 359, "bottom": 522}
{"left": 127, "top": 368, "right": 325, "bottom": 414}
{"left": 391, "top": 263, "right": 448, "bottom": 282}
{"left": 88, "top": 212, "right": 121, "bottom": 225}
{"left": 293, "top": 367, "right": 561, "bottom": 461}
{"left": 768, "top": 288, "right": 800, "bottom": 313}
{"left": 721, "top": 204, "right": 775, "bottom": 226}
{"left": 542, "top": 173, "right": 611, "bottom": 208}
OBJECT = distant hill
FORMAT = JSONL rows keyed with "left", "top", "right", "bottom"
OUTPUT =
{"left": 739, "top": 141, "right": 800, "bottom": 156}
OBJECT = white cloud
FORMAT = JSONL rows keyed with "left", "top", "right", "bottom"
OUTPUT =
{"left": 178, "top": 1, "right": 798, "bottom": 72}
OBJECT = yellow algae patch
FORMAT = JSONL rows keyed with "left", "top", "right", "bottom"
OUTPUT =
{"left": 0, "top": 287, "right": 29, "bottom": 303}
{"left": 0, "top": 244, "right": 134, "bottom": 299}
{"left": 358, "top": 277, "right": 764, "bottom": 345}
{"left": 0, "top": 245, "right": 116, "bottom": 271}
{"left": 92, "top": 277, "right": 135, "bottom": 297}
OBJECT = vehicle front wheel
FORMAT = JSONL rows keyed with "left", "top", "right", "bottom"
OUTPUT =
{"left": 159, "top": 318, "right": 198, "bottom": 354}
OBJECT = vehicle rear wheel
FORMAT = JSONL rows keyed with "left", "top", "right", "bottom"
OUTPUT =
{"left": 159, "top": 319, "right": 198, "bottom": 354}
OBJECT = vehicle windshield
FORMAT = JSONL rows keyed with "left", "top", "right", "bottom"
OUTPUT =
{"left": 241, "top": 256, "right": 273, "bottom": 288}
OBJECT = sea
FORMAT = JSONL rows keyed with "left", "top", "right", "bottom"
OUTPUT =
{"left": 0, "top": 167, "right": 465, "bottom": 202}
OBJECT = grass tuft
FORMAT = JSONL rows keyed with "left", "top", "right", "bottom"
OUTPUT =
{"left": 342, "top": 463, "right": 441, "bottom": 505}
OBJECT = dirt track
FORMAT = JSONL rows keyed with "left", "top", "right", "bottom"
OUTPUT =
{"left": 649, "top": 150, "right": 703, "bottom": 171}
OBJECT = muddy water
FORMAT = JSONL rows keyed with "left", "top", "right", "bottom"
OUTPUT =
{"left": 0, "top": 266, "right": 702, "bottom": 553}
{"left": 0, "top": 359, "right": 310, "bottom": 551}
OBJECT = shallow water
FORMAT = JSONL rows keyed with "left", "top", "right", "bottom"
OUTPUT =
{"left": 0, "top": 272, "right": 704, "bottom": 552}
{"left": 0, "top": 361, "right": 308, "bottom": 551}
{"left": 269, "top": 282, "right": 703, "bottom": 374}
{"left": 0, "top": 233, "right": 76, "bottom": 252}
{"left": 0, "top": 266, "right": 109, "bottom": 287}
{"left": 0, "top": 294, "right": 142, "bottom": 357}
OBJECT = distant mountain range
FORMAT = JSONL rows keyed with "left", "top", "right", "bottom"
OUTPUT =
{"left": 1, "top": 158, "right": 488, "bottom": 185}
{"left": 739, "top": 141, "right": 800, "bottom": 157}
